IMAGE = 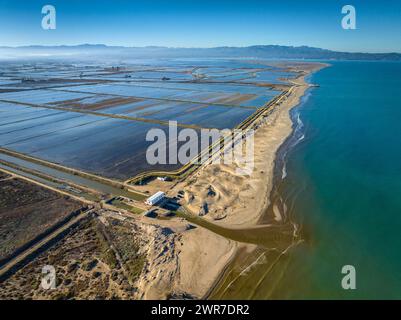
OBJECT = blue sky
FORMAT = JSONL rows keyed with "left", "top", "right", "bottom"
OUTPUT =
{"left": 1, "top": 0, "right": 400, "bottom": 52}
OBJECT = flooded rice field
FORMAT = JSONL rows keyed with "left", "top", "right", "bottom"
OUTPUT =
{"left": 0, "top": 59, "right": 297, "bottom": 180}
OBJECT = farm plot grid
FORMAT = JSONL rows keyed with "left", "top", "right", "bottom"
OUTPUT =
{"left": 0, "top": 59, "right": 296, "bottom": 180}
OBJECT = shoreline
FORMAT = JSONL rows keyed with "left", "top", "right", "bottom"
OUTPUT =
{"left": 179, "top": 62, "right": 328, "bottom": 228}
{"left": 0, "top": 61, "right": 328, "bottom": 300}
{"left": 171, "top": 62, "right": 329, "bottom": 299}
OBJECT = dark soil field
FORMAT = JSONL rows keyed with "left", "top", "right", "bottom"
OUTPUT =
{"left": 0, "top": 177, "right": 83, "bottom": 262}
{"left": 0, "top": 171, "right": 11, "bottom": 180}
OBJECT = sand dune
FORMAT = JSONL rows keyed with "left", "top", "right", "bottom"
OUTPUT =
{"left": 140, "top": 63, "right": 327, "bottom": 299}
{"left": 177, "top": 73, "right": 316, "bottom": 227}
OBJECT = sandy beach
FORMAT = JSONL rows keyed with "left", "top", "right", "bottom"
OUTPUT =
{"left": 153, "top": 62, "right": 329, "bottom": 299}
{"left": 177, "top": 62, "right": 327, "bottom": 228}
{"left": 127, "top": 215, "right": 238, "bottom": 299}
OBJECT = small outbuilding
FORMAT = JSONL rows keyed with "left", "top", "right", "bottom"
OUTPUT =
{"left": 145, "top": 191, "right": 165, "bottom": 206}
{"left": 157, "top": 176, "right": 172, "bottom": 182}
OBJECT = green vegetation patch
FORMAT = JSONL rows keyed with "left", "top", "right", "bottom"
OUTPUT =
{"left": 105, "top": 218, "right": 145, "bottom": 283}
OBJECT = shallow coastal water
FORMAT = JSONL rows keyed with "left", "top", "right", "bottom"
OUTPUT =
{"left": 214, "top": 61, "right": 401, "bottom": 299}
{"left": 269, "top": 60, "right": 401, "bottom": 299}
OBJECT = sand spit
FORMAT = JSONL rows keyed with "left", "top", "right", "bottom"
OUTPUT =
{"left": 178, "top": 63, "right": 327, "bottom": 228}
{"left": 159, "top": 62, "right": 328, "bottom": 299}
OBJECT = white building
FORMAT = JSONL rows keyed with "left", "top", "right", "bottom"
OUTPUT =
{"left": 157, "top": 176, "right": 172, "bottom": 182}
{"left": 145, "top": 191, "right": 165, "bottom": 206}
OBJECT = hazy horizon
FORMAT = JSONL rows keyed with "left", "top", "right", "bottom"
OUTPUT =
{"left": 1, "top": 43, "right": 400, "bottom": 55}
{"left": 1, "top": 0, "right": 400, "bottom": 53}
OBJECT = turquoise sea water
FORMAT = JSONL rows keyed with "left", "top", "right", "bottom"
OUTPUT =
{"left": 271, "top": 61, "right": 401, "bottom": 299}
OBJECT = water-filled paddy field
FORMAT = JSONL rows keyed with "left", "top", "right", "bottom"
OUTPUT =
{"left": 0, "top": 59, "right": 296, "bottom": 180}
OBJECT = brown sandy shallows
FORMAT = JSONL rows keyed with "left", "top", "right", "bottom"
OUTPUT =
{"left": 213, "top": 93, "right": 256, "bottom": 106}
{"left": 53, "top": 96, "right": 141, "bottom": 111}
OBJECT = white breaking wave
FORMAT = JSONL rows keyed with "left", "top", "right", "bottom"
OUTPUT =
{"left": 281, "top": 161, "right": 287, "bottom": 179}
{"left": 279, "top": 90, "right": 311, "bottom": 182}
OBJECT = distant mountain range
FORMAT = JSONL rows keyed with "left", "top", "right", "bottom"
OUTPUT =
{"left": 1, "top": 44, "right": 400, "bottom": 61}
